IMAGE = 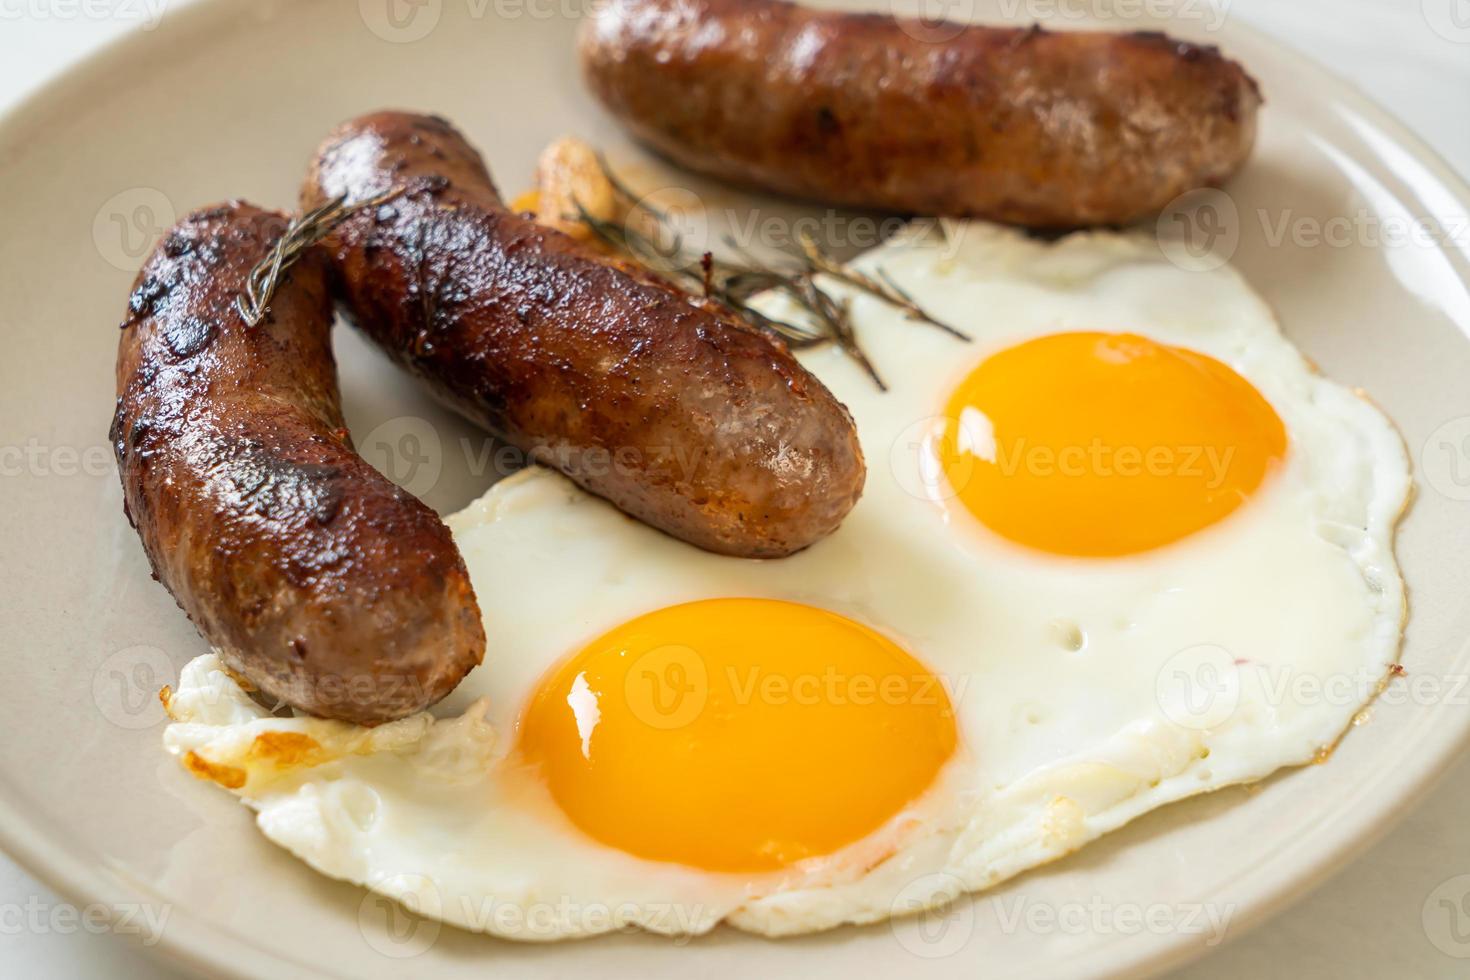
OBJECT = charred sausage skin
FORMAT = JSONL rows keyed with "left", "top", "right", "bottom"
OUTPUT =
{"left": 302, "top": 111, "right": 865, "bottom": 558}
{"left": 579, "top": 0, "right": 1261, "bottom": 227}
{"left": 112, "top": 202, "right": 485, "bottom": 725}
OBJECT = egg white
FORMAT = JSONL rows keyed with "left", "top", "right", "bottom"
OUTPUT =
{"left": 163, "top": 221, "right": 1409, "bottom": 940}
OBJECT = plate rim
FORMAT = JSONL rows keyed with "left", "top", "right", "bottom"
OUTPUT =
{"left": 1, "top": 3, "right": 1468, "bottom": 979}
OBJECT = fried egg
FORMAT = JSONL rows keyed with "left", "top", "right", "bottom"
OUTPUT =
{"left": 163, "top": 221, "right": 1409, "bottom": 940}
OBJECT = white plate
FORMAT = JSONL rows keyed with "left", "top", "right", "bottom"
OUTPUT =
{"left": 1, "top": 1, "right": 1468, "bottom": 977}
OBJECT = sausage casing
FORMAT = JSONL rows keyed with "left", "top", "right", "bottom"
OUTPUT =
{"left": 112, "top": 202, "right": 485, "bottom": 725}
{"left": 579, "top": 0, "right": 1261, "bottom": 227}
{"left": 303, "top": 111, "right": 866, "bottom": 558}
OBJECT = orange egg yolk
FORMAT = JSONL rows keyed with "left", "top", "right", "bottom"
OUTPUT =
{"left": 516, "top": 598, "right": 957, "bottom": 873}
{"left": 937, "top": 332, "right": 1286, "bottom": 557}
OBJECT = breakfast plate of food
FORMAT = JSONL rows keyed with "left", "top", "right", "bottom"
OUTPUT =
{"left": 0, "top": 0, "right": 1467, "bottom": 977}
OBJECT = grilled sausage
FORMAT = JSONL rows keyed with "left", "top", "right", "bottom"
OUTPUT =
{"left": 579, "top": 0, "right": 1262, "bottom": 227}
{"left": 302, "top": 111, "right": 866, "bottom": 558}
{"left": 111, "top": 202, "right": 485, "bottom": 725}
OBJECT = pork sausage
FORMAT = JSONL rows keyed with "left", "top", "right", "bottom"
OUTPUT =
{"left": 112, "top": 201, "right": 485, "bottom": 725}
{"left": 579, "top": 0, "right": 1261, "bottom": 227}
{"left": 302, "top": 111, "right": 866, "bottom": 558}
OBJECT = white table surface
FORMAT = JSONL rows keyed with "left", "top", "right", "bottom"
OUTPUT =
{"left": 1, "top": 1, "right": 1466, "bottom": 977}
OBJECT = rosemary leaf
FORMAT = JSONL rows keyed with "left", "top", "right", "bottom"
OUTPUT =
{"left": 571, "top": 158, "right": 960, "bottom": 390}
{"left": 797, "top": 230, "right": 970, "bottom": 342}
{"left": 236, "top": 186, "right": 407, "bottom": 329}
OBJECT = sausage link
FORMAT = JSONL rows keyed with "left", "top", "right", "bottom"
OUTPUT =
{"left": 302, "top": 111, "right": 865, "bottom": 558}
{"left": 579, "top": 0, "right": 1261, "bottom": 227}
{"left": 112, "top": 202, "right": 485, "bottom": 725}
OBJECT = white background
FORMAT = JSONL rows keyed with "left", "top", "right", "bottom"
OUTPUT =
{"left": 0, "top": 0, "right": 1466, "bottom": 976}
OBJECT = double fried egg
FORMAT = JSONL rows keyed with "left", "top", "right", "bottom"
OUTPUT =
{"left": 163, "top": 221, "right": 1408, "bottom": 940}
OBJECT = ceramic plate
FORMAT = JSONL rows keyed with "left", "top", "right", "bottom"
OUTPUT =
{"left": 1, "top": 0, "right": 1468, "bottom": 977}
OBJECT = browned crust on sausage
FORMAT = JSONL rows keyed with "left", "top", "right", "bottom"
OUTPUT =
{"left": 579, "top": 0, "right": 1262, "bottom": 227}
{"left": 111, "top": 202, "right": 485, "bottom": 725}
{"left": 301, "top": 111, "right": 866, "bottom": 558}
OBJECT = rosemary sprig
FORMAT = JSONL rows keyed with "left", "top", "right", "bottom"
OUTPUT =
{"left": 721, "top": 234, "right": 886, "bottom": 390}
{"left": 796, "top": 230, "right": 970, "bottom": 342}
{"left": 572, "top": 158, "right": 959, "bottom": 390}
{"left": 236, "top": 186, "right": 406, "bottom": 328}
{"left": 573, "top": 199, "right": 833, "bottom": 352}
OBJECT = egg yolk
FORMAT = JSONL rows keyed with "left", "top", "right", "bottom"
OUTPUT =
{"left": 516, "top": 598, "right": 957, "bottom": 873}
{"left": 937, "top": 332, "right": 1286, "bottom": 557}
